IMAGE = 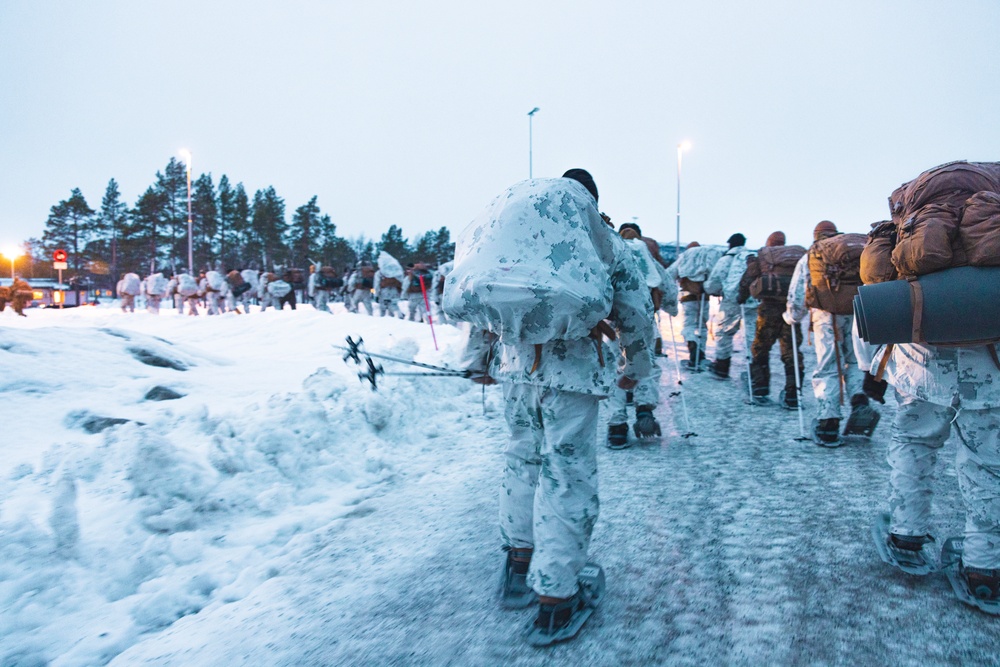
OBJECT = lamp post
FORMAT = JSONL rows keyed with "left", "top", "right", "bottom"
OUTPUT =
{"left": 4, "top": 246, "right": 19, "bottom": 280}
{"left": 179, "top": 149, "right": 193, "bottom": 272}
{"left": 527, "top": 107, "right": 540, "bottom": 178}
{"left": 675, "top": 141, "right": 692, "bottom": 260}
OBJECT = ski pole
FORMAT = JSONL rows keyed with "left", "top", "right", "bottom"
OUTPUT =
{"left": 333, "top": 339, "right": 457, "bottom": 373}
{"left": 418, "top": 275, "right": 439, "bottom": 351}
{"left": 740, "top": 303, "right": 755, "bottom": 406}
{"left": 667, "top": 313, "right": 696, "bottom": 437}
{"left": 790, "top": 321, "right": 809, "bottom": 441}
{"left": 695, "top": 294, "right": 706, "bottom": 372}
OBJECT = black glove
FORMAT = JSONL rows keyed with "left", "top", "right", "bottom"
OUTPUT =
{"left": 863, "top": 371, "right": 888, "bottom": 404}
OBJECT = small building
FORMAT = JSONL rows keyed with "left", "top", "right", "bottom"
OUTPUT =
{"left": 0, "top": 278, "right": 109, "bottom": 308}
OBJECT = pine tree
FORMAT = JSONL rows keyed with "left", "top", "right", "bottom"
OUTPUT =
{"left": 412, "top": 231, "right": 434, "bottom": 264}
{"left": 90, "top": 179, "right": 128, "bottom": 280}
{"left": 155, "top": 158, "right": 189, "bottom": 269}
{"left": 288, "top": 195, "right": 322, "bottom": 266}
{"left": 191, "top": 173, "right": 218, "bottom": 270}
{"left": 431, "top": 226, "right": 455, "bottom": 264}
{"left": 231, "top": 183, "right": 252, "bottom": 268}
{"left": 377, "top": 224, "right": 410, "bottom": 262}
{"left": 42, "top": 188, "right": 95, "bottom": 272}
{"left": 251, "top": 187, "right": 287, "bottom": 269}
{"left": 129, "top": 187, "right": 167, "bottom": 274}
{"left": 217, "top": 175, "right": 235, "bottom": 269}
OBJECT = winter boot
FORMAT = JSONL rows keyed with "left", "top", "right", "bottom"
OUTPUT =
{"left": 625, "top": 390, "right": 634, "bottom": 406}
{"left": 654, "top": 337, "right": 663, "bottom": 356}
{"left": 607, "top": 423, "right": 629, "bottom": 450}
{"left": 500, "top": 546, "right": 535, "bottom": 608}
{"left": 872, "top": 513, "right": 937, "bottom": 575}
{"left": 685, "top": 342, "right": 698, "bottom": 371}
{"left": 707, "top": 357, "right": 731, "bottom": 380}
{"left": 844, "top": 393, "right": 881, "bottom": 437}
{"left": 778, "top": 388, "right": 799, "bottom": 411}
{"left": 814, "top": 418, "right": 842, "bottom": 447}
{"left": 633, "top": 405, "right": 661, "bottom": 439}
{"left": 525, "top": 563, "right": 605, "bottom": 646}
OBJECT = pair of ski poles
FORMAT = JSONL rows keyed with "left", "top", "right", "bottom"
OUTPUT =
{"left": 334, "top": 336, "right": 471, "bottom": 391}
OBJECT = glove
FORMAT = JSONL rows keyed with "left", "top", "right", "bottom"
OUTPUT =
{"left": 863, "top": 371, "right": 888, "bottom": 404}
{"left": 782, "top": 310, "right": 797, "bottom": 326}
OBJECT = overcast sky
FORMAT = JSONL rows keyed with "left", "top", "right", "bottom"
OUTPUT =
{"left": 2, "top": 0, "right": 998, "bottom": 254}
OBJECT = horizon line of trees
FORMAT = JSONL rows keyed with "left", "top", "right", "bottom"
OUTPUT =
{"left": 18, "top": 157, "right": 455, "bottom": 283}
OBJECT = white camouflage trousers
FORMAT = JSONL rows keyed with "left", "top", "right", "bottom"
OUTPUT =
{"left": 888, "top": 393, "right": 1000, "bottom": 569}
{"left": 351, "top": 289, "right": 373, "bottom": 315}
{"left": 313, "top": 289, "right": 331, "bottom": 312}
{"left": 608, "top": 319, "right": 661, "bottom": 424}
{"left": 714, "top": 301, "right": 757, "bottom": 361}
{"left": 811, "top": 311, "right": 863, "bottom": 420}
{"left": 406, "top": 293, "right": 427, "bottom": 322}
{"left": 206, "top": 291, "right": 224, "bottom": 315}
{"left": 378, "top": 287, "right": 402, "bottom": 317}
{"left": 145, "top": 295, "right": 161, "bottom": 314}
{"left": 500, "top": 383, "right": 600, "bottom": 598}
{"left": 681, "top": 297, "right": 708, "bottom": 349}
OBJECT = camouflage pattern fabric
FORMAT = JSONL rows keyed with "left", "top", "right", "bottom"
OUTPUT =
{"left": 313, "top": 288, "right": 331, "bottom": 313}
{"left": 346, "top": 272, "right": 374, "bottom": 315}
{"left": 750, "top": 301, "right": 803, "bottom": 396}
{"left": 714, "top": 301, "right": 757, "bottom": 361}
{"left": 406, "top": 291, "right": 428, "bottom": 322}
{"left": 889, "top": 393, "right": 1000, "bottom": 569}
{"left": 499, "top": 383, "right": 601, "bottom": 598}
{"left": 682, "top": 297, "right": 708, "bottom": 349}
{"left": 609, "top": 319, "right": 661, "bottom": 424}
{"left": 373, "top": 270, "right": 402, "bottom": 317}
{"left": 811, "top": 311, "right": 862, "bottom": 420}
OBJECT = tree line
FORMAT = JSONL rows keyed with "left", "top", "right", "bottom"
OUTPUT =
{"left": 22, "top": 157, "right": 455, "bottom": 283}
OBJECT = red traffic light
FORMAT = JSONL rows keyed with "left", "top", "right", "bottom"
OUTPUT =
{"left": 53, "top": 249, "right": 67, "bottom": 262}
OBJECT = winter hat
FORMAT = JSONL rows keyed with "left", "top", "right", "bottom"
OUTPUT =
{"left": 813, "top": 220, "right": 838, "bottom": 241}
{"left": 686, "top": 241, "right": 701, "bottom": 249}
{"left": 562, "top": 168, "right": 598, "bottom": 203}
{"left": 619, "top": 222, "right": 642, "bottom": 238}
{"left": 766, "top": 231, "right": 786, "bottom": 247}
{"left": 727, "top": 233, "right": 746, "bottom": 248}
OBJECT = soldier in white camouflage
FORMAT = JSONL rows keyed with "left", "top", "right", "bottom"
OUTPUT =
{"left": 664, "top": 242, "right": 725, "bottom": 371}
{"left": 857, "top": 336, "right": 1000, "bottom": 605}
{"left": 456, "top": 170, "right": 653, "bottom": 641}
{"left": 704, "top": 234, "right": 758, "bottom": 380}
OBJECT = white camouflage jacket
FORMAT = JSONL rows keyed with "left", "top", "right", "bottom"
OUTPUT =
{"left": 785, "top": 253, "right": 811, "bottom": 323}
{"left": 462, "top": 234, "right": 654, "bottom": 397}
{"left": 705, "top": 246, "right": 759, "bottom": 306}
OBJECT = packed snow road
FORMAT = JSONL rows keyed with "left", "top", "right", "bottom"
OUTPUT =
{"left": 1, "top": 306, "right": 995, "bottom": 666}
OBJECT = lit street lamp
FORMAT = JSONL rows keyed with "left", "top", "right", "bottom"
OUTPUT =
{"left": 3, "top": 246, "right": 20, "bottom": 280}
{"left": 527, "top": 107, "right": 540, "bottom": 178}
{"left": 179, "top": 149, "right": 193, "bottom": 272}
{"left": 676, "top": 141, "right": 692, "bottom": 260}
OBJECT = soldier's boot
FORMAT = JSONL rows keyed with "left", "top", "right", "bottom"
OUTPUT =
{"left": 962, "top": 565, "right": 1000, "bottom": 604}
{"left": 500, "top": 547, "right": 535, "bottom": 609}
{"left": 686, "top": 342, "right": 704, "bottom": 372}
{"left": 707, "top": 357, "right": 731, "bottom": 380}
{"left": 607, "top": 423, "right": 629, "bottom": 450}
{"left": 654, "top": 337, "right": 663, "bottom": 356}
{"left": 814, "top": 418, "right": 843, "bottom": 446}
{"left": 887, "top": 532, "right": 935, "bottom": 573}
{"left": 844, "top": 393, "right": 881, "bottom": 436}
{"left": 633, "top": 405, "right": 661, "bottom": 439}
{"left": 779, "top": 383, "right": 799, "bottom": 411}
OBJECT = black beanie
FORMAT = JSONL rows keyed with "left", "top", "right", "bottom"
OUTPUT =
{"left": 619, "top": 222, "right": 642, "bottom": 237}
{"left": 562, "top": 169, "right": 598, "bottom": 203}
{"left": 727, "top": 233, "right": 746, "bottom": 248}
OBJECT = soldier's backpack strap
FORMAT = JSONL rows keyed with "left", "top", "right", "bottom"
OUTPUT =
{"left": 874, "top": 344, "right": 894, "bottom": 382}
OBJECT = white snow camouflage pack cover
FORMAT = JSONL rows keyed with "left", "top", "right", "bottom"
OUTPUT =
{"left": 377, "top": 251, "right": 405, "bottom": 279}
{"left": 443, "top": 178, "right": 617, "bottom": 344}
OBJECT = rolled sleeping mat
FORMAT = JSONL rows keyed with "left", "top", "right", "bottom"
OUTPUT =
{"left": 854, "top": 266, "right": 1000, "bottom": 345}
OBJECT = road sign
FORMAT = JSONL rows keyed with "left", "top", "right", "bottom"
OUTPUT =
{"left": 53, "top": 261, "right": 68, "bottom": 270}
{"left": 53, "top": 249, "right": 67, "bottom": 262}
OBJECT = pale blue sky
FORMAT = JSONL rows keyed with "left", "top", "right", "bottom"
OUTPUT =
{"left": 2, "top": 0, "right": 998, "bottom": 252}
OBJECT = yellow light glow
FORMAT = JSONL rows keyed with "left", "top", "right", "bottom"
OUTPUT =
{"left": 54, "top": 290, "right": 63, "bottom": 303}
{"left": 3, "top": 246, "right": 21, "bottom": 259}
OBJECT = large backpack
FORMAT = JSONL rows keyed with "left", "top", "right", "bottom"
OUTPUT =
{"left": 317, "top": 267, "right": 343, "bottom": 290}
{"left": 177, "top": 274, "right": 199, "bottom": 297}
{"left": 356, "top": 266, "right": 375, "bottom": 290}
{"left": 443, "top": 177, "right": 616, "bottom": 344}
{"left": 205, "top": 270, "right": 226, "bottom": 292}
{"left": 861, "top": 161, "right": 1000, "bottom": 283}
{"left": 146, "top": 273, "right": 168, "bottom": 296}
{"left": 408, "top": 264, "right": 433, "bottom": 294}
{"left": 748, "top": 246, "right": 806, "bottom": 300}
{"left": 805, "top": 233, "right": 865, "bottom": 315}
{"left": 121, "top": 273, "right": 141, "bottom": 296}
{"left": 285, "top": 268, "right": 306, "bottom": 290}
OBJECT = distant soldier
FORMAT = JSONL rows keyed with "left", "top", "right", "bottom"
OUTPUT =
{"left": 374, "top": 268, "right": 403, "bottom": 318}
{"left": 402, "top": 262, "right": 433, "bottom": 322}
{"left": 117, "top": 272, "right": 141, "bottom": 313}
{"left": 144, "top": 271, "right": 168, "bottom": 314}
{"left": 311, "top": 265, "right": 342, "bottom": 313}
{"left": 347, "top": 263, "right": 375, "bottom": 315}
{"left": 175, "top": 271, "right": 201, "bottom": 315}
{"left": 0, "top": 277, "right": 32, "bottom": 316}
{"left": 202, "top": 270, "right": 227, "bottom": 315}
{"left": 432, "top": 260, "right": 454, "bottom": 325}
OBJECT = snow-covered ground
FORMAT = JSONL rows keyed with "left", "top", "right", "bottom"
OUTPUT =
{"left": 0, "top": 301, "right": 995, "bottom": 666}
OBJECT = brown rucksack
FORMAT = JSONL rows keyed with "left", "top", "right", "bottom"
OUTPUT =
{"left": 862, "top": 161, "right": 1000, "bottom": 283}
{"left": 380, "top": 276, "right": 402, "bottom": 290}
{"left": 749, "top": 245, "right": 806, "bottom": 300}
{"left": 806, "top": 233, "right": 866, "bottom": 315}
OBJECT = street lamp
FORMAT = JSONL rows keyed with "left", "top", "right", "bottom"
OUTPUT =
{"left": 527, "top": 107, "right": 540, "bottom": 178}
{"left": 676, "top": 141, "right": 692, "bottom": 260}
{"left": 179, "top": 149, "right": 193, "bottom": 272}
{"left": 3, "top": 246, "right": 20, "bottom": 280}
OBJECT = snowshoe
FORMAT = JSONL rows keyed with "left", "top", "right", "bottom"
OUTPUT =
{"left": 844, "top": 394, "right": 881, "bottom": 437}
{"left": 941, "top": 537, "right": 1000, "bottom": 616}
{"left": 871, "top": 513, "right": 937, "bottom": 575}
{"left": 707, "top": 357, "right": 731, "bottom": 380}
{"left": 499, "top": 547, "right": 536, "bottom": 609}
{"left": 813, "top": 418, "right": 843, "bottom": 447}
{"left": 525, "top": 563, "right": 605, "bottom": 647}
{"left": 633, "top": 405, "right": 661, "bottom": 439}
{"left": 778, "top": 389, "right": 799, "bottom": 411}
{"left": 607, "top": 423, "right": 630, "bottom": 450}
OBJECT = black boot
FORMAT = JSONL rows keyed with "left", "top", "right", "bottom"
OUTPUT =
{"left": 686, "top": 341, "right": 703, "bottom": 372}
{"left": 707, "top": 357, "right": 731, "bottom": 379}
{"left": 607, "top": 423, "right": 629, "bottom": 450}
{"left": 633, "top": 405, "right": 662, "bottom": 438}
{"left": 814, "top": 418, "right": 842, "bottom": 446}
